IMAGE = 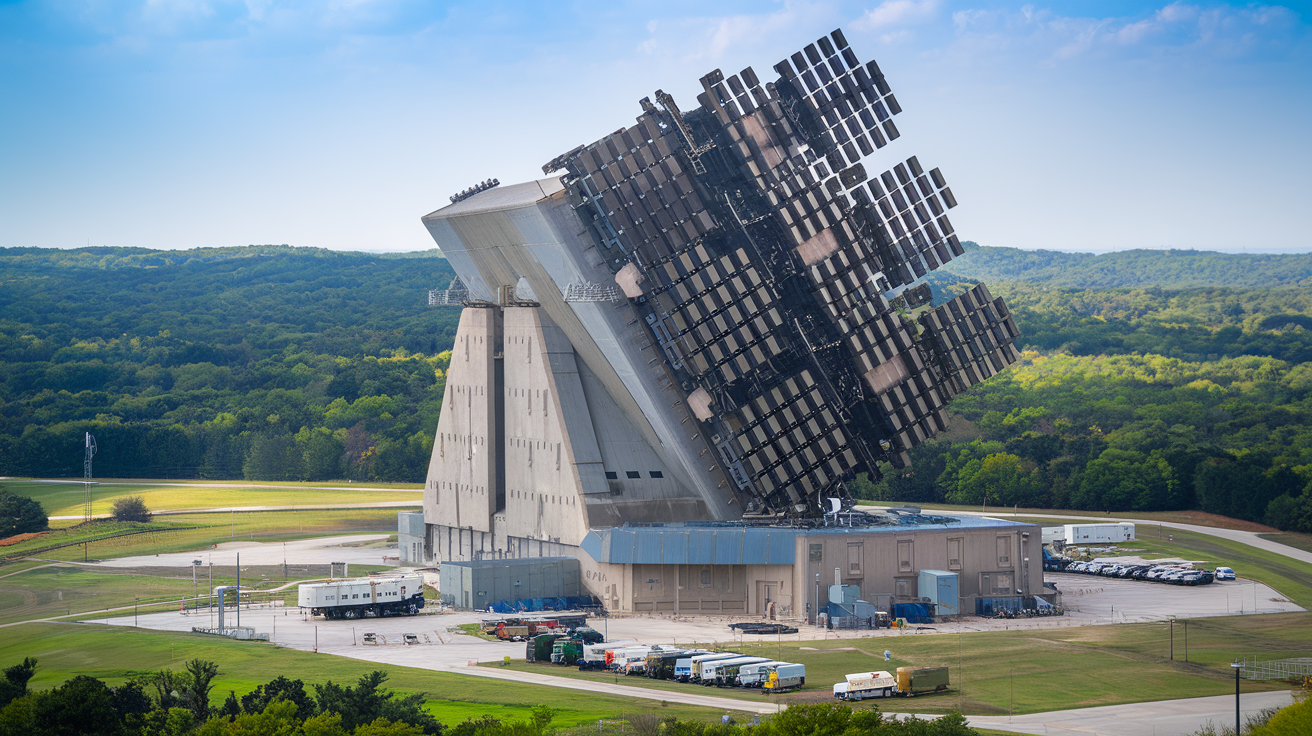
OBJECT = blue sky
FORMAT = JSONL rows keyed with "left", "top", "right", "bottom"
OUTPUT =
{"left": 1, "top": 1, "right": 1308, "bottom": 254}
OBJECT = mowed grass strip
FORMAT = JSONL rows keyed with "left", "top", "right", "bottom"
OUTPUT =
{"left": 494, "top": 612, "right": 1309, "bottom": 716}
{"left": 0, "top": 624, "right": 722, "bottom": 726}
{"left": 4, "top": 480, "right": 421, "bottom": 520}
{"left": 1, "top": 508, "right": 400, "bottom": 562}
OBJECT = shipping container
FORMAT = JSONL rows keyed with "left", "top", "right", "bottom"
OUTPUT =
{"left": 895, "top": 666, "right": 949, "bottom": 695}
{"left": 917, "top": 570, "right": 959, "bottom": 617}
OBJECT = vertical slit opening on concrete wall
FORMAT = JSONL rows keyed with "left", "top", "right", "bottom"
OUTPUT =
{"left": 494, "top": 309, "right": 507, "bottom": 514}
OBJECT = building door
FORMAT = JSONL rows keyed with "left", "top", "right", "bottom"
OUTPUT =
{"left": 756, "top": 582, "right": 777, "bottom": 615}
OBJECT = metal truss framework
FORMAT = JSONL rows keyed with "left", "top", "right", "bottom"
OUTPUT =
{"left": 544, "top": 28, "right": 1020, "bottom": 517}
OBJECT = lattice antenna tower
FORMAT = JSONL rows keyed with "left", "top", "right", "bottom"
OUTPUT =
{"left": 83, "top": 432, "right": 96, "bottom": 522}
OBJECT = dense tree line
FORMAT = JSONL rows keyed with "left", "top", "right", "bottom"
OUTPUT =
{"left": 0, "top": 656, "right": 980, "bottom": 736}
{"left": 0, "top": 246, "right": 458, "bottom": 482}
{"left": 0, "top": 658, "right": 442, "bottom": 736}
{"left": 856, "top": 351, "right": 1312, "bottom": 532}
{"left": 937, "top": 242, "right": 1312, "bottom": 289}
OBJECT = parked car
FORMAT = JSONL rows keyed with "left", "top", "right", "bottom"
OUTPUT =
{"left": 1214, "top": 567, "right": 1236, "bottom": 581}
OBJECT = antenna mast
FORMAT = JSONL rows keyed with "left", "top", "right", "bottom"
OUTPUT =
{"left": 83, "top": 432, "right": 97, "bottom": 522}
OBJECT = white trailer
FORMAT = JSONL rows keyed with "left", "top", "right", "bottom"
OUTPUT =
{"left": 701, "top": 656, "right": 771, "bottom": 686}
{"left": 833, "top": 671, "right": 896, "bottom": 700}
{"left": 298, "top": 574, "right": 424, "bottom": 620}
{"left": 764, "top": 663, "right": 806, "bottom": 692}
{"left": 677, "top": 652, "right": 738, "bottom": 681}
{"left": 610, "top": 646, "right": 652, "bottom": 672}
{"left": 1063, "top": 522, "right": 1135, "bottom": 544}
{"left": 736, "top": 661, "right": 782, "bottom": 688}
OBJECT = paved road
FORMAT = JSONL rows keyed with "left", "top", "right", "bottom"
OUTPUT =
{"left": 858, "top": 506, "right": 1312, "bottom": 565}
{"left": 966, "top": 689, "right": 1295, "bottom": 736}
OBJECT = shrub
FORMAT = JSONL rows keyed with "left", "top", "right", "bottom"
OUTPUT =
{"left": 110, "top": 495, "right": 152, "bottom": 522}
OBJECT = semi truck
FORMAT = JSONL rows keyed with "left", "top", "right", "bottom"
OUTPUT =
{"left": 833, "top": 671, "right": 897, "bottom": 700}
{"left": 763, "top": 663, "right": 806, "bottom": 693}
{"left": 297, "top": 574, "right": 423, "bottom": 620}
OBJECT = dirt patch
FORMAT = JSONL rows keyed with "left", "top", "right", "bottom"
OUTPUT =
{"left": 0, "top": 532, "right": 47, "bottom": 547}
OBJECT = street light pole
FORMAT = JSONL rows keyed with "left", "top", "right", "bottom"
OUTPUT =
{"left": 134, "top": 597, "right": 139, "bottom": 627}
{"left": 1231, "top": 661, "right": 1243, "bottom": 736}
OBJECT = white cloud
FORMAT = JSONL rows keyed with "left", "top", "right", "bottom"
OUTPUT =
{"left": 852, "top": 0, "right": 940, "bottom": 31}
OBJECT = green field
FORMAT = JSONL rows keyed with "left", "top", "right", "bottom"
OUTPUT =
{"left": 2, "top": 479, "right": 421, "bottom": 522}
{"left": 1, "top": 508, "right": 400, "bottom": 562}
{"left": 491, "top": 611, "right": 1309, "bottom": 716}
{"left": 0, "top": 624, "right": 723, "bottom": 727}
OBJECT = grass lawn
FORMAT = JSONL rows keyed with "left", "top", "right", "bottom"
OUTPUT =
{"left": 0, "top": 624, "right": 723, "bottom": 727}
{"left": 489, "top": 612, "right": 1310, "bottom": 716}
{"left": 1, "top": 508, "right": 401, "bottom": 563}
{"left": 1, "top": 479, "right": 420, "bottom": 520}
{"left": 1258, "top": 531, "right": 1312, "bottom": 555}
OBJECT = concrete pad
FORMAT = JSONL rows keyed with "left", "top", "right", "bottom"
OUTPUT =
{"left": 91, "top": 535, "right": 397, "bottom": 568}
{"left": 1050, "top": 572, "right": 1304, "bottom": 623}
{"left": 965, "top": 689, "right": 1296, "bottom": 736}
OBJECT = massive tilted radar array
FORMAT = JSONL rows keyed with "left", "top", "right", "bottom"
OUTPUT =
{"left": 540, "top": 29, "right": 1019, "bottom": 518}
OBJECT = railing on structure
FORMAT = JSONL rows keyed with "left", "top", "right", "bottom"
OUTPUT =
{"left": 1240, "top": 655, "right": 1312, "bottom": 680}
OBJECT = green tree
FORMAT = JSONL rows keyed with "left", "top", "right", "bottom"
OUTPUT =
{"left": 0, "top": 657, "right": 37, "bottom": 708}
{"left": 110, "top": 495, "right": 152, "bottom": 522}
{"left": 242, "top": 433, "right": 301, "bottom": 482}
{"left": 947, "top": 453, "right": 1045, "bottom": 508}
{"left": 0, "top": 490, "right": 47, "bottom": 538}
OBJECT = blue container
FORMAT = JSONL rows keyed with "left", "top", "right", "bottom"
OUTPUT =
{"left": 918, "top": 570, "right": 959, "bottom": 617}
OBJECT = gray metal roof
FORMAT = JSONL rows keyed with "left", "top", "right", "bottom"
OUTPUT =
{"left": 582, "top": 527, "right": 795, "bottom": 565}
{"left": 582, "top": 515, "right": 1034, "bottom": 565}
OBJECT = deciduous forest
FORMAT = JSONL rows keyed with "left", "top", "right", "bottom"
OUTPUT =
{"left": 0, "top": 246, "right": 458, "bottom": 483}
{"left": 3, "top": 242, "right": 1312, "bottom": 532}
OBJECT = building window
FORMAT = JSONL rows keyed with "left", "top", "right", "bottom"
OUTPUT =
{"left": 947, "top": 537, "right": 963, "bottom": 571}
{"left": 996, "top": 536, "right": 1012, "bottom": 567}
{"left": 895, "top": 578, "right": 912, "bottom": 600}
{"left": 700, "top": 569, "right": 712, "bottom": 587}
{"left": 626, "top": 471, "right": 641, "bottom": 479}
{"left": 809, "top": 544, "right": 823, "bottom": 562}
{"left": 897, "top": 539, "right": 914, "bottom": 573}
{"left": 847, "top": 542, "right": 863, "bottom": 576}
{"left": 605, "top": 472, "right": 618, "bottom": 480}
{"left": 650, "top": 471, "right": 663, "bottom": 478}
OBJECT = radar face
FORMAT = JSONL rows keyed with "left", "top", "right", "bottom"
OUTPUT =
{"left": 545, "top": 29, "right": 1019, "bottom": 517}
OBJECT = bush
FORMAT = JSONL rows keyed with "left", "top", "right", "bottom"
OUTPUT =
{"left": 110, "top": 495, "right": 152, "bottom": 522}
{"left": 0, "top": 490, "right": 47, "bottom": 538}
